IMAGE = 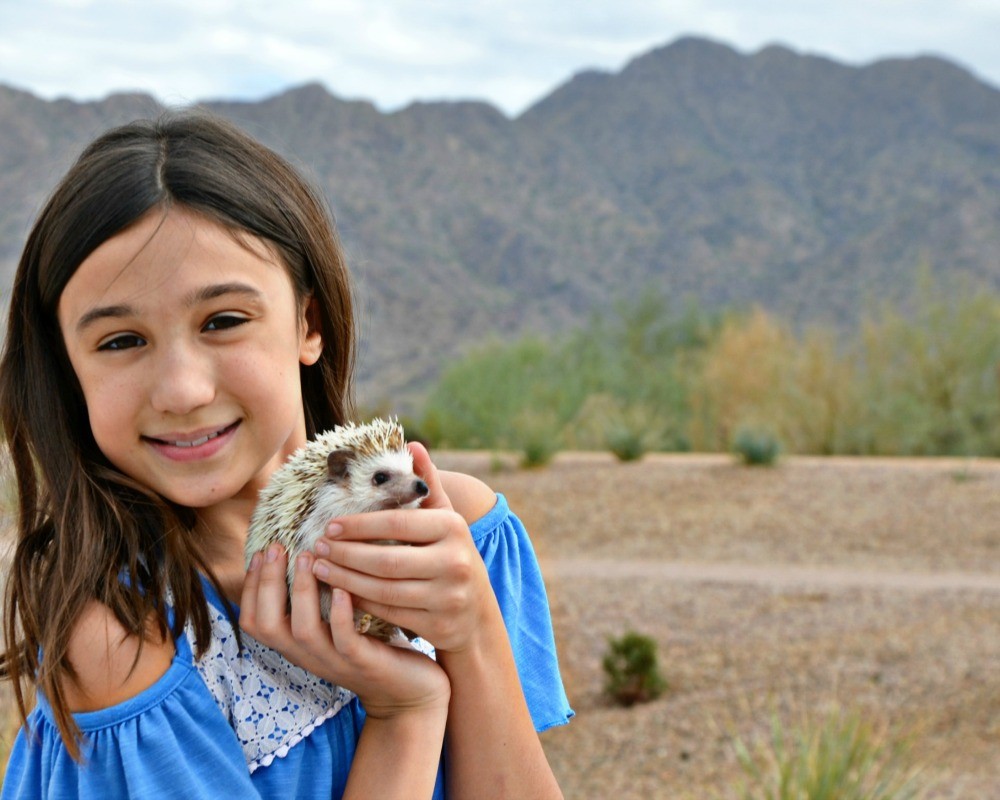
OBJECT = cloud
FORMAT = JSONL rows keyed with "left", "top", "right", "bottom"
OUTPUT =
{"left": 1, "top": 0, "right": 998, "bottom": 115}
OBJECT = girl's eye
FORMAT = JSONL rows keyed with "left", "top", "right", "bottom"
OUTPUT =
{"left": 97, "top": 334, "right": 146, "bottom": 351}
{"left": 203, "top": 314, "right": 248, "bottom": 332}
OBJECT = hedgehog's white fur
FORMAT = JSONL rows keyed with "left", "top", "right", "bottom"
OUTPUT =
{"left": 245, "top": 418, "right": 427, "bottom": 641}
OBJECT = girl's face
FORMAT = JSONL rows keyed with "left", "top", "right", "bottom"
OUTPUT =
{"left": 57, "top": 208, "right": 323, "bottom": 511}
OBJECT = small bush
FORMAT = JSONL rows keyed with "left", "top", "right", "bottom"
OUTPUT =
{"left": 602, "top": 631, "right": 667, "bottom": 707}
{"left": 732, "top": 710, "right": 928, "bottom": 800}
{"left": 607, "top": 427, "right": 647, "bottom": 462}
{"left": 520, "top": 434, "right": 558, "bottom": 468}
{"left": 489, "top": 451, "right": 511, "bottom": 473}
{"left": 733, "top": 428, "right": 781, "bottom": 466}
{"left": 513, "top": 409, "right": 561, "bottom": 468}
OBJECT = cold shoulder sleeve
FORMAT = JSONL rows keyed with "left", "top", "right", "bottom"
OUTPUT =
{"left": 1, "top": 633, "right": 259, "bottom": 800}
{"left": 469, "top": 494, "right": 574, "bottom": 732}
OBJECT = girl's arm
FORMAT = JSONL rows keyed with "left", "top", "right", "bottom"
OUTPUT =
{"left": 240, "top": 546, "right": 450, "bottom": 800}
{"left": 436, "top": 471, "right": 564, "bottom": 799}
{"left": 311, "top": 444, "right": 564, "bottom": 800}
{"left": 61, "top": 600, "right": 176, "bottom": 711}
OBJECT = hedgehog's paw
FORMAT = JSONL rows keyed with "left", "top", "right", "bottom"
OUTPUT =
{"left": 356, "top": 613, "right": 374, "bottom": 634}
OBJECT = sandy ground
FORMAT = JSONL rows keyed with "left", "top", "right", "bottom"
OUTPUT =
{"left": 433, "top": 451, "right": 1000, "bottom": 800}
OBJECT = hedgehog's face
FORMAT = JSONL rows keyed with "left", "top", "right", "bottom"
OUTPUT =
{"left": 325, "top": 448, "right": 429, "bottom": 513}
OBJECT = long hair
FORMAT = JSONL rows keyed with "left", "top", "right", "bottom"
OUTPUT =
{"left": 0, "top": 111, "right": 356, "bottom": 758}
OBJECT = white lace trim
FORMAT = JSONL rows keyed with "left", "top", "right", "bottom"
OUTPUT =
{"left": 184, "top": 602, "right": 353, "bottom": 774}
{"left": 184, "top": 599, "right": 438, "bottom": 774}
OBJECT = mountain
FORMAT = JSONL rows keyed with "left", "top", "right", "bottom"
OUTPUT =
{"left": 2, "top": 36, "right": 999, "bottom": 407}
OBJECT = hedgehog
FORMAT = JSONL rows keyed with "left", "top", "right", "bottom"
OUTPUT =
{"left": 245, "top": 418, "right": 428, "bottom": 642}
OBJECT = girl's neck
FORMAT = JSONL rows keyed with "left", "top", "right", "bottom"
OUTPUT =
{"left": 196, "top": 497, "right": 256, "bottom": 605}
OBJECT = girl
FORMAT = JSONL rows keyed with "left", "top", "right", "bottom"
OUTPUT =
{"left": 0, "top": 112, "right": 571, "bottom": 798}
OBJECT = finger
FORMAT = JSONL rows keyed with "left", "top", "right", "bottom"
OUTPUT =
{"left": 312, "top": 556, "right": 431, "bottom": 610}
{"left": 315, "top": 538, "right": 438, "bottom": 580}
{"left": 408, "top": 442, "right": 453, "bottom": 511}
{"left": 239, "top": 551, "right": 264, "bottom": 632}
{"left": 326, "top": 587, "right": 367, "bottom": 660}
{"left": 254, "top": 544, "right": 292, "bottom": 640}
{"left": 324, "top": 506, "right": 459, "bottom": 546}
{"left": 289, "top": 552, "right": 327, "bottom": 646}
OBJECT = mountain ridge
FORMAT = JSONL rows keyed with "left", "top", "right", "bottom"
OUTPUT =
{"left": 2, "top": 36, "right": 999, "bottom": 406}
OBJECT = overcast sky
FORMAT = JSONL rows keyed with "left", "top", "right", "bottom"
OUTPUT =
{"left": 2, "top": 1, "right": 999, "bottom": 116}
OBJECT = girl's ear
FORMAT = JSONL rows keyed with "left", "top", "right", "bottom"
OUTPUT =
{"left": 299, "top": 295, "right": 324, "bottom": 366}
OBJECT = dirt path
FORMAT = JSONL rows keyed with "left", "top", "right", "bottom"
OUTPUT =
{"left": 543, "top": 558, "right": 1000, "bottom": 592}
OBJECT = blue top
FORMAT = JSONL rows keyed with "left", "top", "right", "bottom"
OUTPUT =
{"left": 2, "top": 494, "right": 572, "bottom": 799}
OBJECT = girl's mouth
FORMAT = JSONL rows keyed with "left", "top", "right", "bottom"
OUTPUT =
{"left": 145, "top": 421, "right": 240, "bottom": 460}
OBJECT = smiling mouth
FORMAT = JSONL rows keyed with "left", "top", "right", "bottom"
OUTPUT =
{"left": 147, "top": 421, "right": 240, "bottom": 448}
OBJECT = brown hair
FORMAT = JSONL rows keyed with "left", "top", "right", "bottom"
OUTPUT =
{"left": 0, "top": 111, "right": 357, "bottom": 757}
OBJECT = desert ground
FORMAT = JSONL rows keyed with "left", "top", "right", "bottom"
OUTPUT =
{"left": 1, "top": 453, "right": 998, "bottom": 798}
{"left": 432, "top": 451, "right": 1000, "bottom": 800}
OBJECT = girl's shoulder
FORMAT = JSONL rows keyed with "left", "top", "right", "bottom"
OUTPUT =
{"left": 62, "top": 600, "right": 175, "bottom": 711}
{"left": 439, "top": 470, "right": 497, "bottom": 525}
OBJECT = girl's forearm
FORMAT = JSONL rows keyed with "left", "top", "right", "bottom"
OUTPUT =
{"left": 439, "top": 611, "right": 564, "bottom": 800}
{"left": 343, "top": 705, "right": 449, "bottom": 800}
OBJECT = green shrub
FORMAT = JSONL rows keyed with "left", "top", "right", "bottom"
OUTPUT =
{"left": 602, "top": 631, "right": 667, "bottom": 707}
{"left": 520, "top": 435, "right": 558, "bottom": 468}
{"left": 606, "top": 426, "right": 647, "bottom": 462}
{"left": 513, "top": 409, "right": 561, "bottom": 468}
{"left": 733, "top": 428, "right": 781, "bottom": 466}
{"left": 732, "top": 709, "right": 928, "bottom": 800}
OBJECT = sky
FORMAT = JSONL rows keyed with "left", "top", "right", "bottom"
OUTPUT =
{"left": 2, "top": 1, "right": 999, "bottom": 117}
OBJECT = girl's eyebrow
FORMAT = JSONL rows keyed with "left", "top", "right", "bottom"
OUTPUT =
{"left": 75, "top": 304, "right": 134, "bottom": 333}
{"left": 184, "top": 282, "right": 264, "bottom": 306}
{"left": 75, "top": 282, "right": 264, "bottom": 333}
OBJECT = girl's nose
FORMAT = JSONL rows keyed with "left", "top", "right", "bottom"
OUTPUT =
{"left": 148, "top": 343, "right": 216, "bottom": 415}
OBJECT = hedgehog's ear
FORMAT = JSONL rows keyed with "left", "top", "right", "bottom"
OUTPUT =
{"left": 327, "top": 450, "right": 353, "bottom": 482}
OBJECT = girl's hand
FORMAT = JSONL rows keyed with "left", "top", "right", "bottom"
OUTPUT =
{"left": 239, "top": 542, "right": 451, "bottom": 720}
{"left": 310, "top": 443, "right": 498, "bottom": 655}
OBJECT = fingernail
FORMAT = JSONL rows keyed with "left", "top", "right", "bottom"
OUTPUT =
{"left": 248, "top": 552, "right": 262, "bottom": 572}
{"left": 331, "top": 588, "right": 345, "bottom": 605}
{"left": 265, "top": 544, "right": 279, "bottom": 563}
{"left": 326, "top": 522, "right": 343, "bottom": 538}
{"left": 313, "top": 561, "right": 329, "bottom": 580}
{"left": 296, "top": 554, "right": 310, "bottom": 571}
{"left": 315, "top": 540, "right": 330, "bottom": 556}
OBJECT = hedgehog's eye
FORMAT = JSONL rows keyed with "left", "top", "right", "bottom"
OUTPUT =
{"left": 372, "top": 472, "right": 391, "bottom": 486}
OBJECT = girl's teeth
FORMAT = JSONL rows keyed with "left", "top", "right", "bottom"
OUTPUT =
{"left": 172, "top": 430, "right": 220, "bottom": 448}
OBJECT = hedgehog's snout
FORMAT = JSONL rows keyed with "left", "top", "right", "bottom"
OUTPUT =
{"left": 414, "top": 479, "right": 429, "bottom": 498}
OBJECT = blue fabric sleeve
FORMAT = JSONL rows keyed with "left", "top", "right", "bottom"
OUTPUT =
{"left": 1, "top": 634, "right": 259, "bottom": 800}
{"left": 469, "top": 494, "right": 574, "bottom": 732}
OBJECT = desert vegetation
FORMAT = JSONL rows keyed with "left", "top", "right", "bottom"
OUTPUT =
{"left": 416, "top": 270, "right": 1000, "bottom": 465}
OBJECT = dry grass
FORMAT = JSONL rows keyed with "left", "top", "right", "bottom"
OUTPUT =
{"left": 2, "top": 453, "right": 998, "bottom": 797}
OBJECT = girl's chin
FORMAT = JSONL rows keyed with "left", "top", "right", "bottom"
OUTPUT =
{"left": 152, "top": 480, "right": 239, "bottom": 510}
{"left": 158, "top": 477, "right": 268, "bottom": 512}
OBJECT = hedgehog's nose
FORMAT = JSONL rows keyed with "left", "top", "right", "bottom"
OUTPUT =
{"left": 414, "top": 479, "right": 429, "bottom": 497}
